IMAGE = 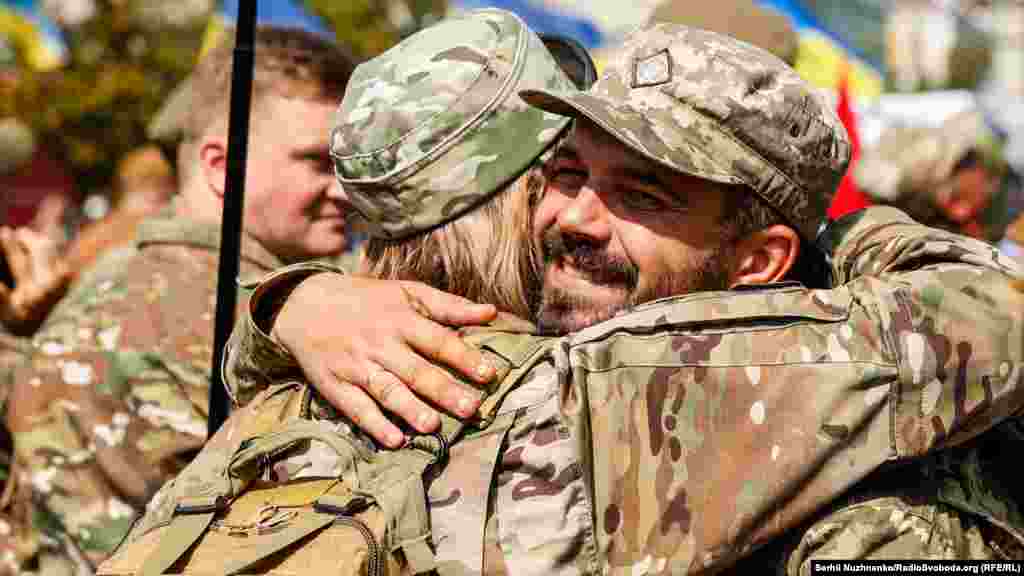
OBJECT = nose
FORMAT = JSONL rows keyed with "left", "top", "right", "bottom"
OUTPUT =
{"left": 555, "top": 185, "right": 611, "bottom": 244}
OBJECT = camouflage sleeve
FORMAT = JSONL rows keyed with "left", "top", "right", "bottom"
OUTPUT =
{"left": 560, "top": 206, "right": 1024, "bottom": 573}
{"left": 5, "top": 249, "right": 222, "bottom": 567}
{"left": 223, "top": 261, "right": 348, "bottom": 407}
{"left": 824, "top": 206, "right": 1023, "bottom": 283}
{"left": 826, "top": 207, "right": 1024, "bottom": 449}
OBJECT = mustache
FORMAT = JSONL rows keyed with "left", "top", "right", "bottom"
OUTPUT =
{"left": 541, "top": 227, "right": 638, "bottom": 288}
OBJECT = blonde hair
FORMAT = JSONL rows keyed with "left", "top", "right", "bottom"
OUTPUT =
{"left": 362, "top": 167, "right": 546, "bottom": 319}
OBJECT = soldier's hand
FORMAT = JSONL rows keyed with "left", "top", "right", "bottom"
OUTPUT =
{"left": 271, "top": 273, "right": 499, "bottom": 447}
{"left": 0, "top": 226, "right": 72, "bottom": 335}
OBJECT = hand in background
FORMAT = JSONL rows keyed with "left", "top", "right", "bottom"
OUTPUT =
{"left": 0, "top": 226, "right": 72, "bottom": 336}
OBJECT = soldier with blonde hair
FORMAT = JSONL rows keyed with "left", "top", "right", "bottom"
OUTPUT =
{"left": 215, "top": 17, "right": 1024, "bottom": 576}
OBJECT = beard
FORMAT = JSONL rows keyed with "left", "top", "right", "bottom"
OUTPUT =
{"left": 534, "top": 226, "right": 732, "bottom": 335}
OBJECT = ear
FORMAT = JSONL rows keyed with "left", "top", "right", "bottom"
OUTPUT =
{"left": 198, "top": 137, "right": 229, "bottom": 198}
{"left": 728, "top": 224, "right": 800, "bottom": 287}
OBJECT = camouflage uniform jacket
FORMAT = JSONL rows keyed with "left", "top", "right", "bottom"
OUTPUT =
{"left": 224, "top": 206, "right": 1024, "bottom": 575}
{"left": 4, "top": 210, "right": 283, "bottom": 571}
{"left": 0, "top": 247, "right": 138, "bottom": 576}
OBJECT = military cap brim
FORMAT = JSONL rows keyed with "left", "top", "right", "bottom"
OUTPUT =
{"left": 521, "top": 87, "right": 742, "bottom": 187}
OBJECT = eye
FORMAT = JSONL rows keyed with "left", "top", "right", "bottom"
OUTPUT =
{"left": 547, "top": 166, "right": 587, "bottom": 190}
{"left": 300, "top": 152, "right": 334, "bottom": 174}
{"left": 316, "top": 156, "right": 335, "bottom": 174}
{"left": 622, "top": 188, "right": 666, "bottom": 210}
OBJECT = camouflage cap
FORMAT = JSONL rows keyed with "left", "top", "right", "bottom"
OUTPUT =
{"left": 0, "top": 117, "right": 36, "bottom": 176}
{"left": 854, "top": 110, "right": 1006, "bottom": 207}
{"left": 520, "top": 22, "right": 851, "bottom": 242}
{"left": 330, "top": 8, "right": 575, "bottom": 240}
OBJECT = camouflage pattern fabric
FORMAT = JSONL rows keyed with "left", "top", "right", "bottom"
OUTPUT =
{"left": 0, "top": 334, "right": 29, "bottom": 416}
{"left": 0, "top": 336, "right": 29, "bottom": 576}
{"left": 0, "top": 246, "right": 138, "bottom": 576}
{"left": 754, "top": 436, "right": 1024, "bottom": 575}
{"left": 520, "top": 22, "right": 851, "bottom": 242}
{"left": 330, "top": 8, "right": 574, "bottom": 241}
{"left": 3, "top": 210, "right": 284, "bottom": 573}
{"left": 224, "top": 206, "right": 1024, "bottom": 574}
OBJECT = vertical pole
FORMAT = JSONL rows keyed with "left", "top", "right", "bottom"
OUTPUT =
{"left": 208, "top": 0, "right": 257, "bottom": 436}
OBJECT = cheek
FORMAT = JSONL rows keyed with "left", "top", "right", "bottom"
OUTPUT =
{"left": 618, "top": 223, "right": 706, "bottom": 279}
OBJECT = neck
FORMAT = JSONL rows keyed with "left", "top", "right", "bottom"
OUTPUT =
{"left": 174, "top": 182, "right": 223, "bottom": 225}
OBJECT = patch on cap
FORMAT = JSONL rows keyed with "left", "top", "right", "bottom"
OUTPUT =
{"left": 632, "top": 49, "right": 672, "bottom": 88}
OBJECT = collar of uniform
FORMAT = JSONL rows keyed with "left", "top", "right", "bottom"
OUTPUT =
{"left": 134, "top": 207, "right": 284, "bottom": 273}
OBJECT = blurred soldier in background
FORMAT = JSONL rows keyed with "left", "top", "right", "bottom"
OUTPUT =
{"left": 855, "top": 109, "right": 1020, "bottom": 243}
{"left": 4, "top": 25, "right": 357, "bottom": 573}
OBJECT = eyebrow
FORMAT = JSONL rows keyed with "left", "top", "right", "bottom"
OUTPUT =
{"left": 618, "top": 166, "right": 668, "bottom": 191}
{"left": 551, "top": 143, "right": 672, "bottom": 194}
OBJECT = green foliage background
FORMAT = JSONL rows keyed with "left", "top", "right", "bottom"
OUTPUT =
{"left": 1, "top": 0, "right": 446, "bottom": 200}
{"left": 1, "top": 1, "right": 210, "bottom": 197}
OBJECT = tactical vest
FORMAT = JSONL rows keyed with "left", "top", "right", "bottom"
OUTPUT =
{"left": 97, "top": 327, "right": 554, "bottom": 576}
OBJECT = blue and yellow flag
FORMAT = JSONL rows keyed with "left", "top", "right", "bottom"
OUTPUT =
{"left": 0, "top": 0, "right": 66, "bottom": 70}
{"left": 758, "top": 0, "right": 884, "bottom": 100}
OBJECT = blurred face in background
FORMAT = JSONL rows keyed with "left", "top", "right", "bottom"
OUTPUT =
{"left": 241, "top": 95, "right": 351, "bottom": 262}
{"left": 935, "top": 156, "right": 999, "bottom": 239}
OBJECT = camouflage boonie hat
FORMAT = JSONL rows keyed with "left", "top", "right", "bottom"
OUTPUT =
{"left": 0, "top": 117, "right": 35, "bottom": 176}
{"left": 330, "top": 8, "right": 575, "bottom": 240}
{"left": 854, "top": 110, "right": 1006, "bottom": 208}
{"left": 520, "top": 23, "right": 851, "bottom": 242}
